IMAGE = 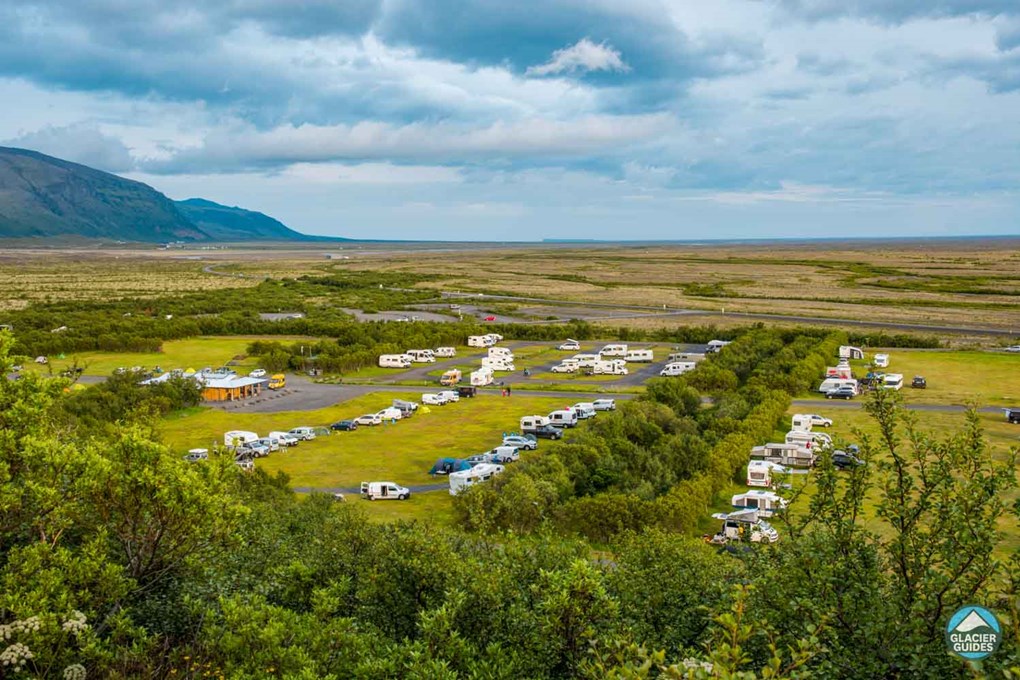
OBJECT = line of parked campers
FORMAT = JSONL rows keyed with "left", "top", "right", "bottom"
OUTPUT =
{"left": 428, "top": 398, "right": 618, "bottom": 496}
{"left": 817, "top": 350, "right": 923, "bottom": 398}
{"left": 187, "top": 426, "right": 325, "bottom": 469}
{"left": 550, "top": 340, "right": 728, "bottom": 377}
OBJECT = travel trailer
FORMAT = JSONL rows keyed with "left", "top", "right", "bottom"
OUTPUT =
{"left": 708, "top": 509, "right": 779, "bottom": 544}
{"left": 818, "top": 378, "right": 858, "bottom": 394}
{"left": 467, "top": 335, "right": 488, "bottom": 348}
{"left": 405, "top": 349, "right": 436, "bottom": 363}
{"left": 747, "top": 460, "right": 789, "bottom": 488}
{"left": 881, "top": 373, "right": 904, "bottom": 390}
{"left": 839, "top": 345, "right": 865, "bottom": 360}
{"left": 449, "top": 463, "right": 505, "bottom": 495}
{"left": 440, "top": 369, "right": 462, "bottom": 386}
{"left": 750, "top": 442, "right": 816, "bottom": 468}
{"left": 470, "top": 367, "right": 494, "bottom": 386}
{"left": 731, "top": 490, "right": 788, "bottom": 517}
{"left": 599, "top": 344, "right": 628, "bottom": 357}
{"left": 223, "top": 430, "right": 259, "bottom": 448}
{"left": 785, "top": 429, "right": 832, "bottom": 449}
{"left": 520, "top": 415, "right": 551, "bottom": 432}
{"left": 434, "top": 347, "right": 457, "bottom": 358}
{"left": 379, "top": 354, "right": 413, "bottom": 368}
{"left": 624, "top": 349, "right": 654, "bottom": 362}
{"left": 660, "top": 361, "right": 696, "bottom": 377}
{"left": 873, "top": 353, "right": 890, "bottom": 368}
{"left": 592, "top": 359, "right": 628, "bottom": 375}
{"left": 706, "top": 340, "right": 731, "bottom": 353}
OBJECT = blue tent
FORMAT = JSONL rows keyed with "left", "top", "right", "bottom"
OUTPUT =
{"left": 429, "top": 457, "right": 471, "bottom": 475}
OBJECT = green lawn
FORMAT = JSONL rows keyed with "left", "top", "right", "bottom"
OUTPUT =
{"left": 28, "top": 336, "right": 319, "bottom": 377}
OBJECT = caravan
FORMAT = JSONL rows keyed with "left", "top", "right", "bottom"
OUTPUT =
{"left": 224, "top": 430, "right": 259, "bottom": 448}
{"left": 750, "top": 442, "right": 816, "bottom": 468}
{"left": 520, "top": 415, "right": 551, "bottom": 432}
{"left": 881, "top": 373, "right": 904, "bottom": 390}
{"left": 379, "top": 354, "right": 413, "bottom": 368}
{"left": 624, "top": 349, "right": 654, "bottom": 362}
{"left": 467, "top": 335, "right": 488, "bottom": 348}
{"left": 660, "top": 361, "right": 696, "bottom": 377}
{"left": 405, "top": 349, "right": 436, "bottom": 363}
{"left": 599, "top": 344, "right": 628, "bottom": 357}
{"left": 747, "top": 460, "right": 788, "bottom": 487}
{"left": 592, "top": 359, "right": 628, "bottom": 375}
{"left": 571, "top": 353, "right": 601, "bottom": 368}
{"left": 434, "top": 347, "right": 457, "bottom": 358}
{"left": 706, "top": 340, "right": 731, "bottom": 353}
{"left": 731, "top": 490, "right": 788, "bottom": 517}
{"left": 785, "top": 429, "right": 832, "bottom": 449}
{"left": 449, "top": 463, "right": 505, "bottom": 495}
{"left": 873, "top": 353, "right": 890, "bottom": 368}
{"left": 818, "top": 378, "right": 858, "bottom": 394}
{"left": 668, "top": 352, "right": 705, "bottom": 363}
{"left": 470, "top": 367, "right": 494, "bottom": 386}
{"left": 481, "top": 356, "right": 515, "bottom": 372}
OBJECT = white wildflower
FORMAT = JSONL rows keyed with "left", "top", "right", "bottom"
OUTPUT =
{"left": 63, "top": 662, "right": 87, "bottom": 680}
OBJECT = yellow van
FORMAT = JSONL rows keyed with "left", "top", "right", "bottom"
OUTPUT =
{"left": 268, "top": 374, "right": 286, "bottom": 390}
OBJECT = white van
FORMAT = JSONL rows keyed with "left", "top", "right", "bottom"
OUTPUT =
{"left": 288, "top": 427, "right": 317, "bottom": 441}
{"left": 434, "top": 347, "right": 457, "bottom": 358}
{"left": 184, "top": 448, "right": 209, "bottom": 462}
{"left": 360, "top": 481, "right": 410, "bottom": 500}
{"left": 873, "top": 353, "right": 890, "bottom": 368}
{"left": 548, "top": 409, "right": 578, "bottom": 428}
{"left": 747, "top": 460, "right": 788, "bottom": 487}
{"left": 785, "top": 430, "right": 832, "bottom": 449}
{"left": 817, "top": 378, "right": 858, "bottom": 394}
{"left": 269, "top": 431, "right": 299, "bottom": 446}
{"left": 731, "top": 490, "right": 788, "bottom": 517}
{"left": 224, "top": 430, "right": 259, "bottom": 447}
{"left": 660, "top": 362, "right": 696, "bottom": 377}
{"left": 257, "top": 437, "right": 281, "bottom": 453}
{"left": 592, "top": 398, "right": 616, "bottom": 411}
{"left": 379, "top": 354, "right": 412, "bottom": 368}
{"left": 600, "top": 344, "right": 628, "bottom": 357}
{"left": 520, "top": 415, "right": 551, "bottom": 431}
{"left": 592, "top": 360, "right": 628, "bottom": 375}
{"left": 470, "top": 368, "right": 494, "bottom": 386}
{"left": 488, "top": 346, "right": 514, "bottom": 360}
{"left": 624, "top": 349, "right": 653, "bottom": 362}
{"left": 881, "top": 373, "right": 904, "bottom": 390}
{"left": 449, "top": 463, "right": 504, "bottom": 495}
{"left": 376, "top": 407, "right": 404, "bottom": 421}
{"left": 405, "top": 349, "right": 436, "bottom": 363}
{"left": 572, "top": 403, "right": 596, "bottom": 419}
{"left": 421, "top": 393, "right": 448, "bottom": 406}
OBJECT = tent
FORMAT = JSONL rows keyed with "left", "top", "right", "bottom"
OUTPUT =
{"left": 428, "top": 457, "right": 471, "bottom": 476}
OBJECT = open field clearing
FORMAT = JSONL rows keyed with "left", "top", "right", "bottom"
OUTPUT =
{"left": 25, "top": 336, "right": 318, "bottom": 376}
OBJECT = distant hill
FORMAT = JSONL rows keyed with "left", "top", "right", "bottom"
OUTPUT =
{"left": 0, "top": 146, "right": 333, "bottom": 243}
{"left": 175, "top": 198, "right": 324, "bottom": 241}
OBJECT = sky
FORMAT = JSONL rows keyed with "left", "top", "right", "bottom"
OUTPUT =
{"left": 2, "top": 0, "right": 1019, "bottom": 241}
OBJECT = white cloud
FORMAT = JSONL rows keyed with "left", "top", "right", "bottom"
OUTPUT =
{"left": 4, "top": 122, "right": 135, "bottom": 172}
{"left": 526, "top": 38, "right": 629, "bottom": 77}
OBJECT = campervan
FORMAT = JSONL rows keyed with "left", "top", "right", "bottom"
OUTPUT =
{"left": 572, "top": 403, "right": 597, "bottom": 419}
{"left": 379, "top": 354, "right": 412, "bottom": 369}
{"left": 599, "top": 344, "right": 628, "bottom": 357}
{"left": 184, "top": 448, "right": 209, "bottom": 462}
{"left": 881, "top": 373, "right": 904, "bottom": 391}
{"left": 747, "top": 460, "right": 788, "bottom": 487}
{"left": 405, "top": 349, "right": 436, "bottom": 363}
{"left": 470, "top": 368, "right": 494, "bottom": 386}
{"left": 660, "top": 362, "right": 696, "bottom": 377}
{"left": 467, "top": 335, "right": 488, "bottom": 348}
{"left": 817, "top": 378, "right": 858, "bottom": 394}
{"left": 873, "top": 353, "right": 890, "bottom": 368}
{"left": 709, "top": 509, "right": 779, "bottom": 544}
{"left": 488, "top": 346, "right": 514, "bottom": 360}
{"left": 592, "top": 360, "right": 628, "bottom": 375}
{"left": 520, "top": 415, "right": 551, "bottom": 432}
{"left": 224, "top": 430, "right": 259, "bottom": 448}
{"left": 785, "top": 429, "right": 832, "bottom": 449}
{"left": 706, "top": 340, "right": 731, "bottom": 353}
{"left": 434, "top": 347, "right": 457, "bottom": 358}
{"left": 750, "top": 442, "right": 816, "bottom": 468}
{"left": 360, "top": 481, "right": 410, "bottom": 500}
{"left": 624, "top": 349, "right": 654, "bottom": 362}
{"left": 548, "top": 409, "right": 579, "bottom": 428}
{"left": 449, "top": 463, "right": 505, "bottom": 495}
{"left": 839, "top": 345, "right": 865, "bottom": 360}
{"left": 440, "top": 369, "right": 462, "bottom": 386}
{"left": 269, "top": 431, "right": 300, "bottom": 446}
{"left": 571, "top": 353, "right": 600, "bottom": 368}
{"left": 481, "top": 356, "right": 515, "bottom": 372}
{"left": 731, "top": 490, "right": 788, "bottom": 517}
{"left": 484, "top": 333, "right": 503, "bottom": 344}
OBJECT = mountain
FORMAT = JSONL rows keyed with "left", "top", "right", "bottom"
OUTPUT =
{"left": 0, "top": 147, "right": 333, "bottom": 243}
{"left": 0, "top": 146, "right": 206, "bottom": 241}
{"left": 174, "top": 198, "right": 319, "bottom": 241}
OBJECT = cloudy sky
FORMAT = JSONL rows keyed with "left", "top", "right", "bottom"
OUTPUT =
{"left": 2, "top": 1, "right": 1019, "bottom": 240}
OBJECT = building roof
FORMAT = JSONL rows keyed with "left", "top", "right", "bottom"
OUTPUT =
{"left": 201, "top": 376, "right": 266, "bottom": 389}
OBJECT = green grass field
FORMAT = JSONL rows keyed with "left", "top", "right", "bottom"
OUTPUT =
{"left": 160, "top": 392, "right": 578, "bottom": 521}
{"left": 28, "top": 336, "right": 319, "bottom": 377}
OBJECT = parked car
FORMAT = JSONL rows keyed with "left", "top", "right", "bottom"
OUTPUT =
{"left": 592, "top": 398, "right": 616, "bottom": 411}
{"left": 457, "top": 385, "right": 477, "bottom": 398}
{"left": 437, "top": 390, "right": 460, "bottom": 403}
{"left": 289, "top": 427, "right": 317, "bottom": 441}
{"left": 360, "top": 481, "right": 410, "bottom": 501}
{"left": 331, "top": 419, "right": 359, "bottom": 431}
{"left": 237, "top": 442, "right": 270, "bottom": 458}
{"left": 831, "top": 450, "right": 865, "bottom": 470}
{"left": 184, "top": 448, "right": 209, "bottom": 462}
{"left": 484, "top": 315, "right": 496, "bottom": 321}
{"left": 826, "top": 386, "right": 857, "bottom": 400}
{"left": 530, "top": 424, "right": 564, "bottom": 440}
{"left": 502, "top": 435, "right": 538, "bottom": 450}
{"left": 911, "top": 375, "right": 927, "bottom": 389}
{"left": 421, "top": 393, "right": 448, "bottom": 405}
{"left": 550, "top": 363, "right": 577, "bottom": 373}
{"left": 1005, "top": 345, "right": 1020, "bottom": 353}
{"left": 558, "top": 340, "right": 581, "bottom": 351}
{"left": 1005, "top": 408, "right": 1020, "bottom": 424}
{"left": 802, "top": 414, "right": 832, "bottom": 427}
{"left": 249, "top": 368, "right": 267, "bottom": 378}
{"left": 269, "top": 431, "right": 299, "bottom": 446}
{"left": 355, "top": 413, "right": 383, "bottom": 426}
{"left": 256, "top": 437, "right": 280, "bottom": 453}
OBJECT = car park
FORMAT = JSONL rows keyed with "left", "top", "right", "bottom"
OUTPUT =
{"left": 249, "top": 368, "right": 267, "bottom": 378}
{"left": 355, "top": 413, "right": 383, "bottom": 426}
{"left": 592, "top": 398, "right": 616, "bottom": 411}
{"left": 502, "top": 435, "right": 538, "bottom": 450}
{"left": 289, "top": 427, "right": 317, "bottom": 441}
{"left": 330, "top": 419, "right": 358, "bottom": 431}
{"left": 826, "top": 386, "right": 857, "bottom": 400}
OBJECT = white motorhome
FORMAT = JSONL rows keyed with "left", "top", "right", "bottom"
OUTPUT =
{"left": 484, "top": 333, "right": 503, "bottom": 344}
{"left": 873, "top": 353, "right": 890, "bottom": 368}
{"left": 785, "top": 429, "right": 832, "bottom": 449}
{"left": 434, "top": 347, "right": 457, "bottom": 358}
{"left": 405, "top": 349, "right": 436, "bottom": 363}
{"left": 571, "top": 353, "right": 600, "bottom": 368}
{"left": 624, "top": 349, "right": 654, "bottom": 362}
{"left": 706, "top": 340, "right": 731, "bottom": 353}
{"left": 360, "top": 481, "right": 411, "bottom": 500}
{"left": 731, "top": 490, "right": 788, "bottom": 517}
{"left": 470, "top": 368, "right": 494, "bottom": 386}
{"left": 488, "top": 346, "right": 514, "bottom": 360}
{"left": 481, "top": 356, "right": 515, "bottom": 372}
{"left": 379, "top": 354, "right": 412, "bottom": 368}
{"left": 600, "top": 344, "right": 628, "bottom": 357}
{"left": 750, "top": 442, "right": 816, "bottom": 468}
{"left": 747, "top": 460, "right": 788, "bottom": 487}
{"left": 709, "top": 510, "right": 779, "bottom": 544}
{"left": 881, "top": 373, "right": 904, "bottom": 390}
{"left": 449, "top": 463, "right": 505, "bottom": 495}
{"left": 818, "top": 378, "right": 859, "bottom": 394}
{"left": 592, "top": 360, "right": 628, "bottom": 375}
{"left": 467, "top": 335, "right": 488, "bottom": 347}
{"left": 520, "top": 415, "right": 551, "bottom": 431}
{"left": 224, "top": 430, "right": 259, "bottom": 447}
{"left": 572, "top": 402, "right": 596, "bottom": 419}
{"left": 548, "top": 409, "right": 579, "bottom": 428}
{"left": 660, "top": 361, "right": 696, "bottom": 377}
{"left": 839, "top": 345, "right": 865, "bottom": 360}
